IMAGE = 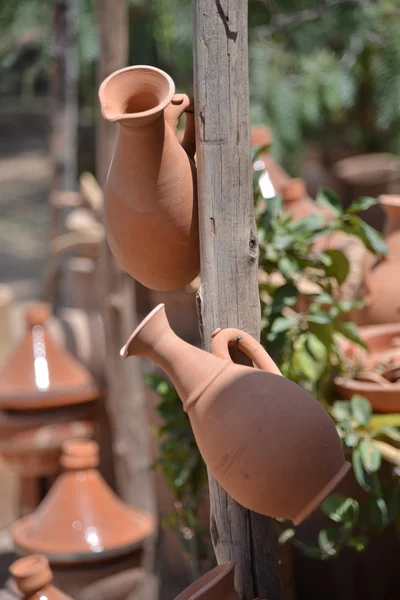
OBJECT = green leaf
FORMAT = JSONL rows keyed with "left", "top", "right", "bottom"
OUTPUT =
{"left": 360, "top": 438, "right": 382, "bottom": 473}
{"left": 350, "top": 395, "right": 372, "bottom": 427}
{"left": 294, "top": 347, "right": 317, "bottom": 380}
{"left": 315, "top": 293, "right": 334, "bottom": 305}
{"left": 370, "top": 414, "right": 400, "bottom": 430}
{"left": 278, "top": 528, "right": 295, "bottom": 544}
{"left": 262, "top": 195, "right": 283, "bottom": 230}
{"left": 331, "top": 400, "right": 351, "bottom": 422}
{"left": 306, "top": 332, "right": 327, "bottom": 362}
{"left": 335, "top": 321, "right": 368, "bottom": 349}
{"left": 320, "top": 494, "right": 359, "bottom": 524}
{"left": 278, "top": 256, "right": 299, "bottom": 279}
{"left": 271, "top": 316, "right": 297, "bottom": 334}
{"left": 347, "top": 535, "right": 368, "bottom": 552}
{"left": 323, "top": 249, "right": 350, "bottom": 284}
{"left": 316, "top": 187, "right": 343, "bottom": 217}
{"left": 346, "top": 197, "right": 377, "bottom": 214}
{"left": 345, "top": 431, "right": 362, "bottom": 447}
{"left": 307, "top": 313, "right": 332, "bottom": 325}
{"left": 352, "top": 447, "right": 381, "bottom": 493}
{"left": 378, "top": 426, "right": 400, "bottom": 442}
{"left": 368, "top": 497, "right": 389, "bottom": 529}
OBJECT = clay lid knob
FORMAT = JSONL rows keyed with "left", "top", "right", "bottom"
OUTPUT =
{"left": 25, "top": 303, "right": 52, "bottom": 329}
{"left": 280, "top": 178, "right": 306, "bottom": 203}
{"left": 60, "top": 438, "right": 99, "bottom": 470}
{"left": 9, "top": 554, "right": 53, "bottom": 595}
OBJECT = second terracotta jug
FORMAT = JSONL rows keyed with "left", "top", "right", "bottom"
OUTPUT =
{"left": 122, "top": 304, "right": 349, "bottom": 525}
{"left": 99, "top": 65, "right": 199, "bottom": 291}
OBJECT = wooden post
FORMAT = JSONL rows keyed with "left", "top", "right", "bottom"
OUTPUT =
{"left": 193, "top": 2, "right": 283, "bottom": 599}
{"left": 97, "top": 2, "right": 158, "bottom": 599}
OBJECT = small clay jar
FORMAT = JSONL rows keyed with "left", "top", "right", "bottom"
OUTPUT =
{"left": 122, "top": 304, "right": 349, "bottom": 525}
{"left": 99, "top": 65, "right": 199, "bottom": 291}
{"left": 279, "top": 178, "right": 332, "bottom": 222}
{"left": 11, "top": 439, "right": 155, "bottom": 564}
{"left": 9, "top": 554, "right": 73, "bottom": 599}
{"left": 363, "top": 195, "right": 400, "bottom": 324}
{"left": 0, "top": 303, "right": 99, "bottom": 410}
{"left": 175, "top": 563, "right": 239, "bottom": 600}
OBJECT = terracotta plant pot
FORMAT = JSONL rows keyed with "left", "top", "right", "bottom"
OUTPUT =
{"left": 9, "top": 554, "right": 73, "bottom": 599}
{"left": 362, "top": 195, "right": 400, "bottom": 324}
{"left": 11, "top": 439, "right": 155, "bottom": 564}
{"left": 175, "top": 562, "right": 239, "bottom": 600}
{"left": 334, "top": 323, "right": 400, "bottom": 412}
{"left": 99, "top": 65, "right": 199, "bottom": 291}
{"left": 122, "top": 304, "right": 349, "bottom": 525}
{"left": 0, "top": 303, "right": 99, "bottom": 410}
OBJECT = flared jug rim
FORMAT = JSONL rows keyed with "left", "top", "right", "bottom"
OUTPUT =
{"left": 98, "top": 65, "right": 175, "bottom": 122}
{"left": 120, "top": 304, "right": 165, "bottom": 358}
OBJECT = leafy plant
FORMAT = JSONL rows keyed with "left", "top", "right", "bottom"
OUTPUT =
{"left": 256, "top": 178, "right": 386, "bottom": 399}
{"left": 277, "top": 396, "right": 400, "bottom": 559}
{"left": 144, "top": 373, "right": 211, "bottom": 580}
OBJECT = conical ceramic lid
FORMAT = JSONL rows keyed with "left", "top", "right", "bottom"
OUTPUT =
{"left": 9, "top": 554, "right": 73, "bottom": 599}
{"left": 0, "top": 303, "right": 99, "bottom": 410}
{"left": 11, "top": 440, "right": 155, "bottom": 565}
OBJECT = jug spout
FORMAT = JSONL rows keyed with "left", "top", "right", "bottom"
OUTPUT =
{"left": 99, "top": 65, "right": 175, "bottom": 126}
{"left": 121, "top": 305, "right": 227, "bottom": 410}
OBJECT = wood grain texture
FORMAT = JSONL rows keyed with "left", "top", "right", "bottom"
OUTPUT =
{"left": 193, "top": 1, "right": 283, "bottom": 598}
{"left": 97, "top": 2, "right": 157, "bottom": 599}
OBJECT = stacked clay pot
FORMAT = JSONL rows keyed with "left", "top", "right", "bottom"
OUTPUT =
{"left": 9, "top": 554, "right": 73, "bottom": 599}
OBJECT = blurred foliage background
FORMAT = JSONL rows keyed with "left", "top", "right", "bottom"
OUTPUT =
{"left": 1, "top": 0, "right": 400, "bottom": 171}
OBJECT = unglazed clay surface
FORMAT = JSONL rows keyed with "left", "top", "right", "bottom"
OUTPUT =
{"left": 99, "top": 65, "right": 199, "bottom": 291}
{"left": 122, "top": 304, "right": 350, "bottom": 524}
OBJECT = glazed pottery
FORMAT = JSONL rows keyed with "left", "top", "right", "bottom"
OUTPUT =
{"left": 334, "top": 322, "right": 400, "bottom": 412}
{"left": 122, "top": 304, "right": 350, "bottom": 524}
{"left": 175, "top": 562, "right": 239, "bottom": 600}
{"left": 99, "top": 65, "right": 199, "bottom": 291}
{"left": 362, "top": 195, "right": 400, "bottom": 325}
{"left": 0, "top": 303, "right": 99, "bottom": 410}
{"left": 9, "top": 554, "right": 72, "bottom": 599}
{"left": 11, "top": 439, "right": 155, "bottom": 564}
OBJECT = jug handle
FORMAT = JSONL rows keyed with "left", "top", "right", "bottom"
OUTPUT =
{"left": 165, "top": 93, "right": 196, "bottom": 160}
{"left": 211, "top": 328, "right": 282, "bottom": 375}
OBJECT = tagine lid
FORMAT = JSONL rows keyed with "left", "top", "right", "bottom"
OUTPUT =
{"left": 11, "top": 440, "right": 156, "bottom": 564}
{"left": 9, "top": 554, "right": 72, "bottom": 599}
{"left": 0, "top": 303, "right": 99, "bottom": 410}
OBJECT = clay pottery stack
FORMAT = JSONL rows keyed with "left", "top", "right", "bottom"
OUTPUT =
{"left": 362, "top": 195, "right": 400, "bottom": 325}
{"left": 334, "top": 322, "right": 400, "bottom": 412}
{"left": 0, "top": 303, "right": 99, "bottom": 411}
{"left": 11, "top": 439, "right": 155, "bottom": 564}
{"left": 122, "top": 304, "right": 349, "bottom": 524}
{"left": 9, "top": 554, "right": 73, "bottom": 599}
{"left": 99, "top": 65, "right": 199, "bottom": 291}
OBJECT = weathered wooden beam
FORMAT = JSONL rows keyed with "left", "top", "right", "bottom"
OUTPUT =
{"left": 193, "top": 2, "right": 283, "bottom": 598}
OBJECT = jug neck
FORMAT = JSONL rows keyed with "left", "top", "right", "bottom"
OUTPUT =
{"left": 151, "top": 331, "right": 229, "bottom": 410}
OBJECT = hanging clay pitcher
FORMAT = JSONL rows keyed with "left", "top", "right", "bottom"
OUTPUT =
{"left": 99, "top": 65, "right": 199, "bottom": 291}
{"left": 0, "top": 303, "right": 99, "bottom": 410}
{"left": 363, "top": 195, "right": 400, "bottom": 324}
{"left": 11, "top": 439, "right": 155, "bottom": 564}
{"left": 122, "top": 304, "right": 349, "bottom": 525}
{"left": 9, "top": 554, "right": 73, "bottom": 599}
{"left": 175, "top": 562, "right": 239, "bottom": 600}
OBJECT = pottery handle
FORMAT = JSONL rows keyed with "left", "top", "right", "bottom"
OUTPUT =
{"left": 165, "top": 93, "right": 196, "bottom": 159}
{"left": 211, "top": 328, "right": 281, "bottom": 375}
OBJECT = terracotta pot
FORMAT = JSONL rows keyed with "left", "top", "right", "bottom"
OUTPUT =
{"left": 0, "top": 303, "right": 99, "bottom": 410}
{"left": 334, "top": 323, "right": 400, "bottom": 412}
{"left": 175, "top": 563, "right": 239, "bottom": 600}
{"left": 362, "top": 196, "right": 400, "bottom": 324}
{"left": 279, "top": 178, "right": 333, "bottom": 224}
{"left": 11, "top": 439, "right": 155, "bottom": 564}
{"left": 9, "top": 554, "right": 73, "bottom": 599}
{"left": 99, "top": 65, "right": 199, "bottom": 291}
{"left": 122, "top": 304, "right": 349, "bottom": 525}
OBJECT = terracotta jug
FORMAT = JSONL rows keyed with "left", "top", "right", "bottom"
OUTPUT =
{"left": 99, "top": 65, "right": 199, "bottom": 291}
{"left": 9, "top": 554, "right": 73, "bottom": 599}
{"left": 175, "top": 563, "right": 239, "bottom": 600}
{"left": 11, "top": 439, "right": 155, "bottom": 564}
{"left": 363, "top": 195, "right": 400, "bottom": 324}
{"left": 122, "top": 304, "right": 350, "bottom": 525}
{"left": 0, "top": 303, "right": 99, "bottom": 410}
